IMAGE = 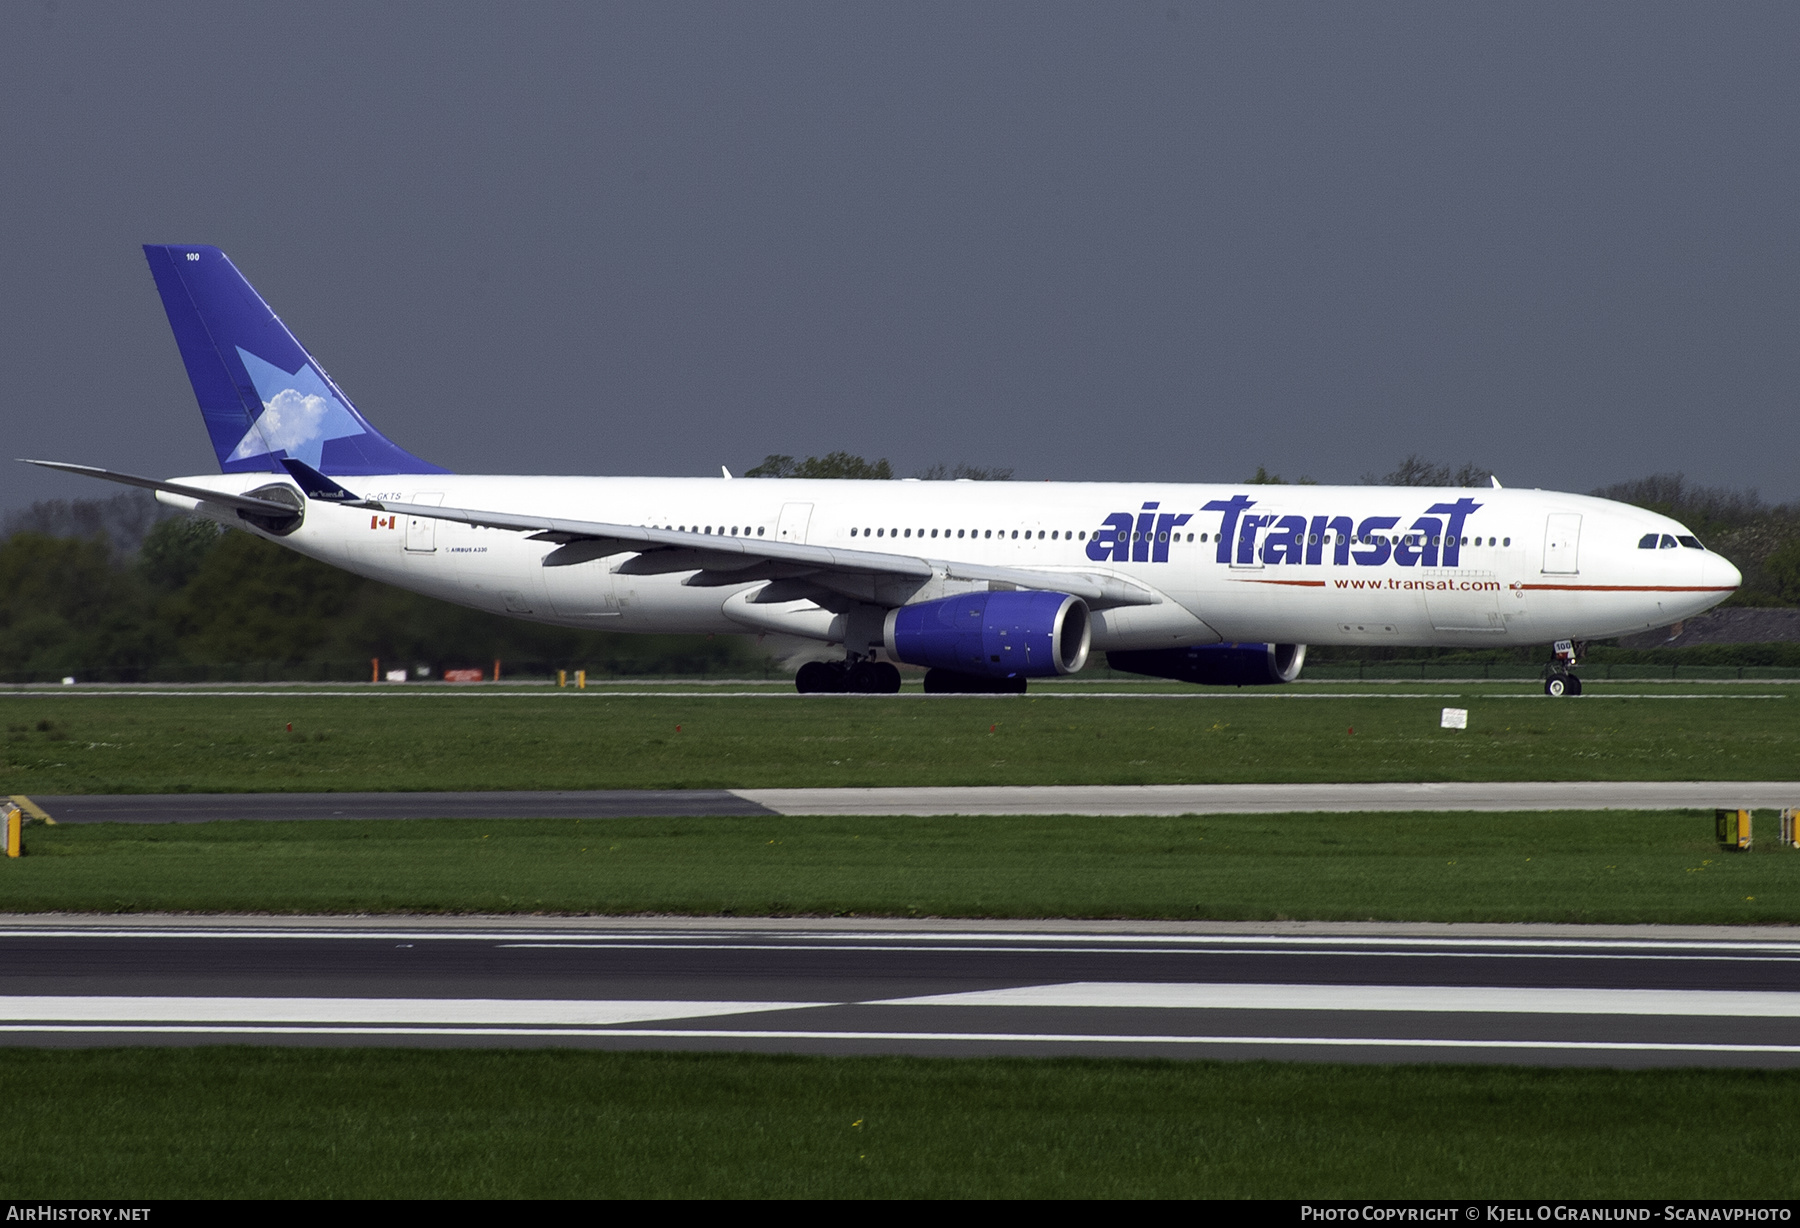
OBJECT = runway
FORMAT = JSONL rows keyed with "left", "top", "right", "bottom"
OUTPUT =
{"left": 3, "top": 916, "right": 1799, "bottom": 1065}
{"left": 30, "top": 780, "right": 1800, "bottom": 821}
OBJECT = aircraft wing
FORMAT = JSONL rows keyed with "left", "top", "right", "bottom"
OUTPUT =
{"left": 20, "top": 459, "right": 1159, "bottom": 609}
{"left": 369, "top": 496, "right": 1160, "bottom": 608}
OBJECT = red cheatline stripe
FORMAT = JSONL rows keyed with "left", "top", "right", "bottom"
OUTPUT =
{"left": 1230, "top": 579, "right": 1327, "bottom": 587}
{"left": 1519, "top": 584, "right": 1737, "bottom": 593}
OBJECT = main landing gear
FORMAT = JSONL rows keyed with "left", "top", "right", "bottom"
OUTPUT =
{"left": 795, "top": 659, "right": 902, "bottom": 694}
{"left": 1543, "top": 638, "right": 1585, "bottom": 697}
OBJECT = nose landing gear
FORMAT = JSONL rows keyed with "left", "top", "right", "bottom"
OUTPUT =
{"left": 1543, "top": 639, "right": 1585, "bottom": 697}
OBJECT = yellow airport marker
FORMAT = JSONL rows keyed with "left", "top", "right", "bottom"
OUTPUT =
{"left": 1783, "top": 809, "right": 1799, "bottom": 849}
{"left": 4, "top": 804, "right": 21, "bottom": 858}
{"left": 577, "top": 669, "right": 587, "bottom": 690}
{"left": 8, "top": 796, "right": 54, "bottom": 825}
{"left": 1716, "top": 808, "right": 1753, "bottom": 851}
{"left": 558, "top": 669, "right": 567, "bottom": 689}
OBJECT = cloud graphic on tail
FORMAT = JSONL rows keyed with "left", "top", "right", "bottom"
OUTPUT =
{"left": 228, "top": 348, "right": 366, "bottom": 469}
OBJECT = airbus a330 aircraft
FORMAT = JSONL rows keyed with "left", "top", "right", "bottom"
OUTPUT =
{"left": 29, "top": 246, "right": 1742, "bottom": 696}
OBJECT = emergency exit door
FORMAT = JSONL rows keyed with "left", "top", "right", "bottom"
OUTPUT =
{"left": 405, "top": 493, "right": 444, "bottom": 553}
{"left": 776, "top": 502, "right": 813, "bottom": 544}
{"left": 1542, "top": 513, "right": 1581, "bottom": 574}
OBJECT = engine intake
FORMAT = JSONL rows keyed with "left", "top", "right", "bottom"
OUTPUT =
{"left": 885, "top": 590, "right": 1091, "bottom": 679}
{"left": 1108, "top": 642, "right": 1306, "bottom": 686}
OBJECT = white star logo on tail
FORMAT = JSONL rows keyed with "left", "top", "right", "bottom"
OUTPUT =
{"left": 228, "top": 348, "right": 366, "bottom": 470}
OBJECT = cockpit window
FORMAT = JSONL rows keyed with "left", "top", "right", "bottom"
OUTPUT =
{"left": 1638, "top": 533, "right": 1658, "bottom": 549}
{"left": 1678, "top": 535, "right": 1704, "bottom": 550}
{"left": 1660, "top": 534, "right": 1678, "bottom": 549}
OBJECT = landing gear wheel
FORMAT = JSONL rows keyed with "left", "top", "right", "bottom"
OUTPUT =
{"left": 1566, "top": 674, "right": 1583, "bottom": 696}
{"left": 1545, "top": 674, "right": 1582, "bottom": 697}
{"left": 871, "top": 662, "right": 902, "bottom": 693}
{"left": 796, "top": 661, "right": 838, "bottom": 694}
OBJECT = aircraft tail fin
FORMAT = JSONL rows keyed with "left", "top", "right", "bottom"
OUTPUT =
{"left": 141, "top": 245, "right": 445, "bottom": 476}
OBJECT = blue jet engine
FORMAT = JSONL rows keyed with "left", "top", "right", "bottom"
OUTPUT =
{"left": 1108, "top": 642, "right": 1307, "bottom": 686}
{"left": 884, "top": 590, "right": 1091, "bottom": 679}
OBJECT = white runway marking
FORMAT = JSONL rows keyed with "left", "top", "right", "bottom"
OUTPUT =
{"left": 0, "top": 996, "right": 824, "bottom": 1026}
{"left": 877, "top": 981, "right": 1800, "bottom": 1016}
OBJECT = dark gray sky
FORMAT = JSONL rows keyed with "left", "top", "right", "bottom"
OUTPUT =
{"left": 4, "top": 2, "right": 1796, "bottom": 509}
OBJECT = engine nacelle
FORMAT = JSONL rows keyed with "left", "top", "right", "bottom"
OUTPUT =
{"left": 884, "top": 590, "right": 1091, "bottom": 678}
{"left": 1108, "top": 642, "right": 1306, "bottom": 686}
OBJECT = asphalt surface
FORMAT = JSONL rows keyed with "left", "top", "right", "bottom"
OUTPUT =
{"left": 3, "top": 917, "right": 1798, "bottom": 1065}
{"left": 29, "top": 780, "right": 1800, "bottom": 821}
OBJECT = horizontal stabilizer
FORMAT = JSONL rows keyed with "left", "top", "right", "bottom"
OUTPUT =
{"left": 19, "top": 459, "right": 303, "bottom": 516}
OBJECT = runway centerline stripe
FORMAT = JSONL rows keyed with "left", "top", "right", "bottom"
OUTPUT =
{"left": 874, "top": 981, "right": 1800, "bottom": 1017}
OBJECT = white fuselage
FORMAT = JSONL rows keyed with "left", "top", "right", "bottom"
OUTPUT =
{"left": 158, "top": 474, "right": 1740, "bottom": 655}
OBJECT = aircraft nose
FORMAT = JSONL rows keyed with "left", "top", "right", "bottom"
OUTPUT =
{"left": 1706, "top": 552, "right": 1743, "bottom": 593}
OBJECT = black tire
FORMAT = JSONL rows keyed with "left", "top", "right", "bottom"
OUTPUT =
{"left": 1566, "top": 675, "right": 1583, "bottom": 696}
{"left": 796, "top": 661, "right": 836, "bottom": 694}
{"left": 1545, "top": 676, "right": 1567, "bottom": 697}
{"left": 872, "top": 662, "right": 902, "bottom": 693}
{"left": 847, "top": 662, "right": 884, "bottom": 693}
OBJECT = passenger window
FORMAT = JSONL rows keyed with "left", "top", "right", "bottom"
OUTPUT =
{"left": 958, "top": 529, "right": 965, "bottom": 538}
{"left": 984, "top": 530, "right": 991, "bottom": 539}
{"left": 1503, "top": 537, "right": 1511, "bottom": 546}
{"left": 1200, "top": 533, "right": 1208, "bottom": 542}
{"left": 1078, "top": 531, "right": 1086, "bottom": 540}
{"left": 876, "top": 528, "right": 884, "bottom": 537}
{"left": 757, "top": 526, "right": 765, "bottom": 536}
{"left": 1187, "top": 533, "right": 1194, "bottom": 542}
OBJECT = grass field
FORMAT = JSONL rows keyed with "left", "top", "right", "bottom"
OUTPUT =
{"left": 1, "top": 1048, "right": 1794, "bottom": 1198}
{"left": 8, "top": 810, "right": 1796, "bottom": 921}
{"left": 0, "top": 680, "right": 1795, "bottom": 793}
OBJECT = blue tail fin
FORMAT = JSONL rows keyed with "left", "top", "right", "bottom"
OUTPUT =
{"left": 142, "top": 245, "right": 445, "bottom": 476}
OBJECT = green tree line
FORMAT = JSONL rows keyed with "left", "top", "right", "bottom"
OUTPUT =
{"left": 0, "top": 507, "right": 759, "bottom": 682}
